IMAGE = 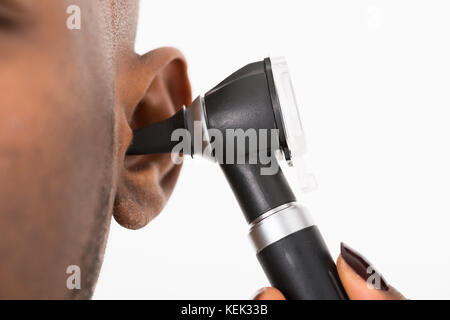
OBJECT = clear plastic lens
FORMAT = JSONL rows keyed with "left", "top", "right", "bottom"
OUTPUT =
{"left": 270, "top": 57, "right": 317, "bottom": 193}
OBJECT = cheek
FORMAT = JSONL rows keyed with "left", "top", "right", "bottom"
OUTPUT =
{"left": 0, "top": 36, "right": 116, "bottom": 297}
{"left": 0, "top": 45, "right": 116, "bottom": 209}
{"left": 1, "top": 51, "right": 116, "bottom": 214}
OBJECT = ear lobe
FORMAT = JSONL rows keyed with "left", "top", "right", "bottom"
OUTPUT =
{"left": 114, "top": 47, "right": 192, "bottom": 229}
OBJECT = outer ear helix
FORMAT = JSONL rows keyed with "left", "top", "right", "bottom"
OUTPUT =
{"left": 113, "top": 48, "right": 191, "bottom": 229}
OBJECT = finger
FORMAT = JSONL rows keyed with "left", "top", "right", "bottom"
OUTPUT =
{"left": 252, "top": 287, "right": 286, "bottom": 300}
{"left": 337, "top": 242, "right": 405, "bottom": 300}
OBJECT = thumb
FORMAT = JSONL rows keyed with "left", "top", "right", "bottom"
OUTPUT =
{"left": 252, "top": 287, "right": 286, "bottom": 300}
{"left": 337, "top": 242, "right": 405, "bottom": 300}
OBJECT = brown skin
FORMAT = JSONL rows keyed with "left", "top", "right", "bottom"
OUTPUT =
{"left": 1, "top": 1, "right": 400, "bottom": 300}
{"left": 0, "top": 0, "right": 190, "bottom": 299}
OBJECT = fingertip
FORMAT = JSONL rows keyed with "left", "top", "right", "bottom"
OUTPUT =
{"left": 252, "top": 287, "right": 286, "bottom": 300}
{"left": 337, "top": 254, "right": 405, "bottom": 300}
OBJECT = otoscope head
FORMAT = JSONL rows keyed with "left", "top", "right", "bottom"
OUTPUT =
{"left": 204, "top": 58, "right": 289, "bottom": 160}
{"left": 127, "top": 57, "right": 305, "bottom": 162}
{"left": 126, "top": 57, "right": 315, "bottom": 220}
{"left": 202, "top": 57, "right": 314, "bottom": 193}
{"left": 201, "top": 57, "right": 312, "bottom": 221}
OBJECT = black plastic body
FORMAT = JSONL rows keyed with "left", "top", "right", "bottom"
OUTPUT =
{"left": 126, "top": 58, "right": 348, "bottom": 300}
{"left": 257, "top": 226, "right": 348, "bottom": 300}
{"left": 206, "top": 60, "right": 347, "bottom": 299}
{"left": 221, "top": 163, "right": 296, "bottom": 223}
{"left": 205, "top": 61, "right": 277, "bottom": 153}
{"left": 126, "top": 108, "right": 186, "bottom": 155}
{"left": 205, "top": 60, "right": 293, "bottom": 222}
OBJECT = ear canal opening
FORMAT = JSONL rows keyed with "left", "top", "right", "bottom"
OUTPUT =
{"left": 126, "top": 107, "right": 186, "bottom": 155}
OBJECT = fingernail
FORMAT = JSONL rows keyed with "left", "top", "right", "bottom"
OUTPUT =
{"left": 340, "top": 242, "right": 389, "bottom": 291}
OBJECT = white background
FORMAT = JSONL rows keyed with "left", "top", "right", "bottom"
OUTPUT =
{"left": 94, "top": 0, "right": 450, "bottom": 299}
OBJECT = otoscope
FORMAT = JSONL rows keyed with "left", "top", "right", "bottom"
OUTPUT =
{"left": 127, "top": 57, "right": 348, "bottom": 300}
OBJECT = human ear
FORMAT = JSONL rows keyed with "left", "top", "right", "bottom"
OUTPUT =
{"left": 114, "top": 47, "right": 191, "bottom": 229}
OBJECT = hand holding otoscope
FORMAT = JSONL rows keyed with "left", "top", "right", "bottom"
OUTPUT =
{"left": 127, "top": 57, "right": 403, "bottom": 300}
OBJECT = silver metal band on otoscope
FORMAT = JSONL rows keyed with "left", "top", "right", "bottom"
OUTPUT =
{"left": 248, "top": 202, "right": 315, "bottom": 253}
{"left": 184, "top": 95, "right": 213, "bottom": 160}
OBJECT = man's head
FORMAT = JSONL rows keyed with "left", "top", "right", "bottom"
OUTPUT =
{"left": 0, "top": 0, "right": 191, "bottom": 299}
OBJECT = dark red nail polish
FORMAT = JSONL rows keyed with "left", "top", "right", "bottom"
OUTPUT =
{"left": 340, "top": 242, "right": 389, "bottom": 291}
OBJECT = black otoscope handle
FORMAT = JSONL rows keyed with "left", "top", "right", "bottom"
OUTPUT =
{"left": 221, "top": 163, "right": 348, "bottom": 300}
{"left": 257, "top": 225, "right": 347, "bottom": 300}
